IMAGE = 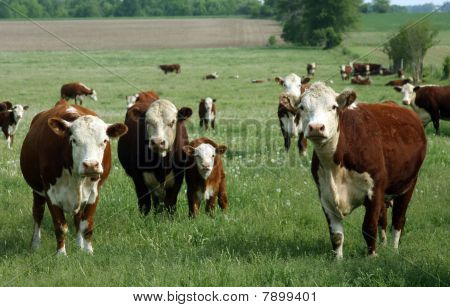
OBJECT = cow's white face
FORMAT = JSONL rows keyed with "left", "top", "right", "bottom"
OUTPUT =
{"left": 126, "top": 94, "right": 138, "bottom": 109}
{"left": 193, "top": 143, "right": 216, "bottom": 179}
{"left": 145, "top": 99, "right": 178, "bottom": 157}
{"left": 48, "top": 115, "right": 127, "bottom": 178}
{"left": 283, "top": 73, "right": 302, "bottom": 99}
{"left": 12, "top": 104, "right": 28, "bottom": 122}
{"left": 396, "top": 83, "right": 415, "bottom": 105}
{"left": 203, "top": 97, "right": 215, "bottom": 119}
{"left": 90, "top": 90, "right": 98, "bottom": 102}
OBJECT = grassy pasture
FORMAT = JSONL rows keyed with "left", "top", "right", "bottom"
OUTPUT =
{"left": 0, "top": 16, "right": 449, "bottom": 287}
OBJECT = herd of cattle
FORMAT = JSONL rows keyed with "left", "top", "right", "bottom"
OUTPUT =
{"left": 0, "top": 62, "right": 448, "bottom": 259}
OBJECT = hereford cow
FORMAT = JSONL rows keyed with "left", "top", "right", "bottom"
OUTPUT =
{"left": 351, "top": 75, "right": 372, "bottom": 85}
{"left": 159, "top": 64, "right": 181, "bottom": 74}
{"left": 340, "top": 65, "right": 352, "bottom": 80}
{"left": 385, "top": 78, "right": 411, "bottom": 87}
{"left": 398, "top": 69, "right": 405, "bottom": 79}
{"left": 126, "top": 90, "right": 159, "bottom": 109}
{"left": 118, "top": 99, "right": 192, "bottom": 215}
{"left": 297, "top": 82, "right": 426, "bottom": 259}
{"left": 307, "top": 63, "right": 316, "bottom": 77}
{"left": 276, "top": 73, "right": 309, "bottom": 155}
{"left": 352, "top": 63, "right": 370, "bottom": 76}
{"left": 199, "top": 97, "right": 217, "bottom": 130}
{"left": 203, "top": 72, "right": 219, "bottom": 80}
{"left": 0, "top": 101, "right": 29, "bottom": 149}
{"left": 60, "top": 82, "right": 97, "bottom": 105}
{"left": 183, "top": 138, "right": 228, "bottom": 217}
{"left": 395, "top": 84, "right": 450, "bottom": 135}
{"left": 20, "top": 101, "right": 127, "bottom": 255}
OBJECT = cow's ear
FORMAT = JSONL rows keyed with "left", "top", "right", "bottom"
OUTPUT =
{"left": 107, "top": 123, "right": 128, "bottom": 138}
{"left": 216, "top": 145, "right": 227, "bottom": 155}
{"left": 413, "top": 86, "right": 420, "bottom": 92}
{"left": 275, "top": 76, "right": 284, "bottom": 86}
{"left": 23, "top": 105, "right": 29, "bottom": 111}
{"left": 279, "top": 94, "right": 297, "bottom": 112}
{"left": 394, "top": 86, "right": 402, "bottom": 92}
{"left": 178, "top": 107, "right": 193, "bottom": 120}
{"left": 182, "top": 145, "right": 195, "bottom": 156}
{"left": 213, "top": 98, "right": 217, "bottom": 103}
{"left": 301, "top": 77, "right": 311, "bottom": 84}
{"left": 48, "top": 117, "right": 71, "bottom": 137}
{"left": 336, "top": 89, "right": 357, "bottom": 109}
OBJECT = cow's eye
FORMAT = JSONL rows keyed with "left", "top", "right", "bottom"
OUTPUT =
{"left": 71, "top": 139, "right": 77, "bottom": 145}
{"left": 168, "top": 120, "right": 176, "bottom": 128}
{"left": 299, "top": 105, "right": 304, "bottom": 111}
{"left": 104, "top": 139, "right": 108, "bottom": 144}
{"left": 332, "top": 105, "right": 338, "bottom": 110}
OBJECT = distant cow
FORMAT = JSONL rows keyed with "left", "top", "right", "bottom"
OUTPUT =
{"left": 307, "top": 63, "right": 316, "bottom": 76}
{"left": 385, "top": 78, "right": 411, "bottom": 87}
{"left": 0, "top": 101, "right": 29, "bottom": 148}
{"left": 126, "top": 90, "right": 159, "bottom": 109}
{"left": 183, "top": 138, "right": 228, "bottom": 217}
{"left": 159, "top": 64, "right": 181, "bottom": 74}
{"left": 395, "top": 84, "right": 450, "bottom": 134}
{"left": 203, "top": 72, "right": 219, "bottom": 80}
{"left": 199, "top": 97, "right": 217, "bottom": 130}
{"left": 398, "top": 69, "right": 405, "bottom": 79}
{"left": 352, "top": 63, "right": 370, "bottom": 76}
{"left": 298, "top": 82, "right": 426, "bottom": 259}
{"left": 276, "top": 73, "right": 309, "bottom": 155}
{"left": 340, "top": 65, "right": 352, "bottom": 80}
{"left": 60, "top": 82, "right": 97, "bottom": 105}
{"left": 351, "top": 75, "right": 371, "bottom": 85}
{"left": 118, "top": 99, "right": 192, "bottom": 215}
{"left": 20, "top": 101, "right": 127, "bottom": 255}
{"left": 379, "top": 68, "right": 394, "bottom": 76}
{"left": 251, "top": 80, "right": 265, "bottom": 83}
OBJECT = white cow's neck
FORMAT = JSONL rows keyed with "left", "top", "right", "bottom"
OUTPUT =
{"left": 313, "top": 132, "right": 340, "bottom": 169}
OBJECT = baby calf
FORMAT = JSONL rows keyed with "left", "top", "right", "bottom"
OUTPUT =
{"left": 183, "top": 138, "right": 228, "bottom": 217}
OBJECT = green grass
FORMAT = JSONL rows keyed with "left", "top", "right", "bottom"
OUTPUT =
{"left": 0, "top": 24, "right": 449, "bottom": 287}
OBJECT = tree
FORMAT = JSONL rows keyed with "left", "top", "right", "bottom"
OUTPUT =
{"left": 372, "top": 0, "right": 390, "bottom": 13}
{"left": 383, "top": 21, "right": 439, "bottom": 83}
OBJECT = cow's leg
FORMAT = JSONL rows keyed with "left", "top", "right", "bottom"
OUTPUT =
{"left": 211, "top": 119, "right": 216, "bottom": 130}
{"left": 430, "top": 110, "right": 440, "bottom": 135}
{"left": 200, "top": 119, "right": 204, "bottom": 128}
{"left": 187, "top": 191, "right": 200, "bottom": 218}
{"left": 297, "top": 132, "right": 307, "bottom": 156}
{"left": 217, "top": 178, "right": 228, "bottom": 213}
{"left": 6, "top": 135, "right": 11, "bottom": 149}
{"left": 9, "top": 135, "right": 14, "bottom": 148}
{"left": 378, "top": 201, "right": 389, "bottom": 246}
{"left": 322, "top": 203, "right": 344, "bottom": 260}
{"left": 133, "top": 176, "right": 151, "bottom": 215}
{"left": 74, "top": 210, "right": 84, "bottom": 249}
{"left": 31, "top": 191, "right": 46, "bottom": 250}
{"left": 79, "top": 201, "right": 98, "bottom": 254}
{"left": 164, "top": 172, "right": 183, "bottom": 215}
{"left": 363, "top": 191, "right": 383, "bottom": 256}
{"left": 47, "top": 202, "right": 68, "bottom": 255}
{"left": 204, "top": 120, "right": 209, "bottom": 131}
{"left": 281, "top": 129, "right": 291, "bottom": 152}
{"left": 392, "top": 179, "right": 417, "bottom": 249}
{"left": 205, "top": 194, "right": 218, "bottom": 217}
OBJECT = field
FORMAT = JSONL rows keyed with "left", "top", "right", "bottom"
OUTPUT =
{"left": 0, "top": 14, "right": 449, "bottom": 286}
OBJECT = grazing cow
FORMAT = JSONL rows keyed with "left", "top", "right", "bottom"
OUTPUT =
{"left": 0, "top": 101, "right": 29, "bottom": 149}
{"left": 183, "top": 138, "right": 228, "bottom": 217}
{"left": 298, "top": 82, "right": 426, "bottom": 259}
{"left": 352, "top": 63, "right": 370, "bottom": 76}
{"left": 379, "top": 68, "right": 394, "bottom": 76}
{"left": 351, "top": 75, "right": 371, "bottom": 85}
{"left": 60, "top": 82, "right": 97, "bottom": 105}
{"left": 251, "top": 80, "right": 265, "bottom": 83}
{"left": 398, "top": 69, "right": 405, "bottom": 79}
{"left": 385, "top": 78, "right": 411, "bottom": 87}
{"left": 126, "top": 90, "right": 159, "bottom": 109}
{"left": 159, "top": 64, "right": 181, "bottom": 74}
{"left": 203, "top": 72, "right": 219, "bottom": 80}
{"left": 395, "top": 84, "right": 450, "bottom": 134}
{"left": 20, "top": 101, "right": 127, "bottom": 255}
{"left": 118, "top": 99, "right": 192, "bottom": 215}
{"left": 340, "top": 65, "right": 352, "bottom": 80}
{"left": 199, "top": 97, "right": 217, "bottom": 130}
{"left": 276, "top": 73, "right": 309, "bottom": 155}
{"left": 307, "top": 63, "right": 316, "bottom": 76}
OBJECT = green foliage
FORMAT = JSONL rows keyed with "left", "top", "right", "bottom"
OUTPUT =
{"left": 372, "top": 0, "right": 390, "bottom": 13}
{"left": 267, "top": 35, "right": 277, "bottom": 46}
{"left": 443, "top": 55, "right": 450, "bottom": 79}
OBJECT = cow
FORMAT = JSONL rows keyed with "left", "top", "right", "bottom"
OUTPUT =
{"left": 385, "top": 78, "right": 411, "bottom": 87}
{"left": 297, "top": 82, "right": 426, "bottom": 259}
{"left": 126, "top": 90, "right": 159, "bottom": 109}
{"left": 351, "top": 75, "right": 371, "bottom": 85}
{"left": 379, "top": 68, "right": 394, "bottom": 76}
{"left": 307, "top": 63, "right": 316, "bottom": 77}
{"left": 20, "top": 101, "right": 127, "bottom": 255}
{"left": 398, "top": 69, "right": 405, "bottom": 79}
{"left": 183, "top": 138, "right": 228, "bottom": 217}
{"left": 394, "top": 84, "right": 450, "bottom": 135}
{"left": 159, "top": 64, "right": 181, "bottom": 74}
{"left": 251, "top": 80, "right": 265, "bottom": 83}
{"left": 60, "top": 82, "right": 97, "bottom": 105}
{"left": 199, "top": 97, "right": 217, "bottom": 130}
{"left": 118, "top": 99, "right": 192, "bottom": 215}
{"left": 276, "top": 73, "right": 309, "bottom": 155}
{"left": 203, "top": 72, "right": 219, "bottom": 80}
{"left": 352, "top": 63, "right": 370, "bottom": 76}
{"left": 340, "top": 65, "right": 352, "bottom": 81}
{"left": 0, "top": 101, "right": 29, "bottom": 149}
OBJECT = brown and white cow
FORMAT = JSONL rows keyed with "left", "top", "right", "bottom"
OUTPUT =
{"left": 183, "top": 138, "right": 228, "bottom": 217}
{"left": 118, "top": 99, "right": 192, "bottom": 215}
{"left": 20, "top": 101, "right": 127, "bottom": 255}
{"left": 126, "top": 90, "right": 159, "bottom": 109}
{"left": 203, "top": 72, "right": 219, "bottom": 80}
{"left": 61, "top": 82, "right": 97, "bottom": 105}
{"left": 395, "top": 84, "right": 450, "bottom": 134}
{"left": 298, "top": 82, "right": 426, "bottom": 259}
{"left": 0, "top": 101, "right": 29, "bottom": 149}
{"left": 351, "top": 75, "right": 371, "bottom": 85}
{"left": 398, "top": 69, "right": 405, "bottom": 79}
{"left": 276, "top": 73, "right": 309, "bottom": 155}
{"left": 199, "top": 97, "right": 217, "bottom": 130}
{"left": 385, "top": 78, "right": 411, "bottom": 87}
{"left": 340, "top": 65, "right": 352, "bottom": 80}
{"left": 307, "top": 63, "right": 316, "bottom": 77}
{"left": 352, "top": 63, "right": 370, "bottom": 76}
{"left": 159, "top": 64, "right": 181, "bottom": 74}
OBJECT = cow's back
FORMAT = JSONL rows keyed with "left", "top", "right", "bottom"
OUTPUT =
{"left": 416, "top": 86, "right": 450, "bottom": 118}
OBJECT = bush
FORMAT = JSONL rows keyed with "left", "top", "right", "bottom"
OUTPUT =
{"left": 267, "top": 35, "right": 277, "bottom": 47}
{"left": 443, "top": 56, "right": 450, "bottom": 79}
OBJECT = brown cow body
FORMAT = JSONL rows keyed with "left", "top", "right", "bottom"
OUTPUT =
{"left": 183, "top": 138, "right": 228, "bottom": 217}
{"left": 60, "top": 82, "right": 97, "bottom": 105}
{"left": 307, "top": 63, "right": 316, "bottom": 77}
{"left": 159, "top": 64, "right": 181, "bottom": 74}
{"left": 351, "top": 76, "right": 372, "bottom": 85}
{"left": 198, "top": 97, "right": 217, "bottom": 130}
{"left": 385, "top": 78, "right": 411, "bottom": 86}
{"left": 203, "top": 73, "right": 219, "bottom": 80}
{"left": 353, "top": 63, "right": 382, "bottom": 76}
{"left": 340, "top": 65, "right": 352, "bottom": 80}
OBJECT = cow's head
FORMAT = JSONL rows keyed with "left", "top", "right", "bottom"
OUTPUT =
{"left": 48, "top": 115, "right": 127, "bottom": 178}
{"left": 90, "top": 90, "right": 98, "bottom": 102}
{"left": 278, "top": 73, "right": 302, "bottom": 99}
{"left": 201, "top": 97, "right": 216, "bottom": 114}
{"left": 298, "top": 82, "right": 356, "bottom": 144}
{"left": 11, "top": 104, "right": 29, "bottom": 122}
{"left": 183, "top": 142, "right": 227, "bottom": 180}
{"left": 394, "top": 83, "right": 419, "bottom": 105}
{"left": 126, "top": 94, "right": 138, "bottom": 109}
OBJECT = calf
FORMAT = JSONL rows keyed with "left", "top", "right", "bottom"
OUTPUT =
{"left": 307, "top": 63, "right": 316, "bottom": 76}
{"left": 126, "top": 90, "right": 159, "bottom": 109}
{"left": 298, "top": 82, "right": 426, "bottom": 259}
{"left": 199, "top": 97, "right": 217, "bottom": 130}
{"left": 203, "top": 72, "right": 219, "bottom": 80}
{"left": 351, "top": 75, "right": 371, "bottom": 85}
{"left": 183, "top": 138, "right": 228, "bottom": 217}
{"left": 385, "top": 78, "right": 411, "bottom": 86}
{"left": 340, "top": 65, "right": 352, "bottom": 80}
{"left": 159, "top": 64, "right": 181, "bottom": 74}
{"left": 0, "top": 102, "right": 29, "bottom": 148}
{"left": 60, "top": 82, "right": 97, "bottom": 105}
{"left": 20, "top": 101, "right": 127, "bottom": 255}
{"left": 276, "top": 73, "right": 309, "bottom": 155}
{"left": 395, "top": 84, "right": 450, "bottom": 134}
{"left": 118, "top": 99, "right": 192, "bottom": 215}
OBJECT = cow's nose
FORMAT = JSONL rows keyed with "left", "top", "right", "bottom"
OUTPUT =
{"left": 403, "top": 100, "right": 410, "bottom": 105}
{"left": 151, "top": 138, "right": 166, "bottom": 147}
{"left": 83, "top": 160, "right": 100, "bottom": 173}
{"left": 308, "top": 123, "right": 325, "bottom": 133}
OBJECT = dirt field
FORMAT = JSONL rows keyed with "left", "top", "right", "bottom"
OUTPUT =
{"left": 0, "top": 18, "right": 282, "bottom": 51}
